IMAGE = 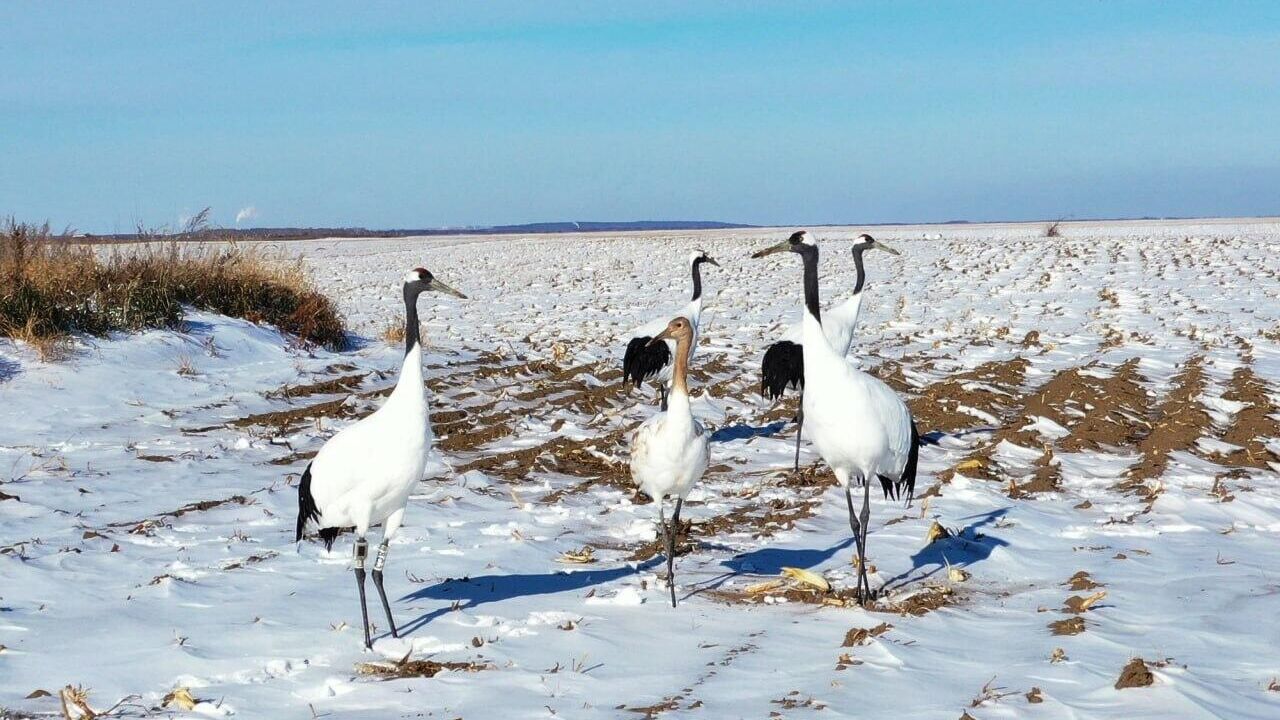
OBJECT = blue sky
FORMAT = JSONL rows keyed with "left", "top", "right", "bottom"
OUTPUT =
{"left": 3, "top": 1, "right": 1278, "bottom": 232}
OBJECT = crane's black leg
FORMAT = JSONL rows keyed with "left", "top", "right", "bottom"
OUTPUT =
{"left": 846, "top": 486, "right": 866, "bottom": 601}
{"left": 353, "top": 537, "right": 372, "bottom": 648}
{"left": 858, "top": 478, "right": 873, "bottom": 604}
{"left": 669, "top": 497, "right": 686, "bottom": 607}
{"left": 658, "top": 501, "right": 678, "bottom": 607}
{"left": 371, "top": 540, "right": 398, "bottom": 639}
{"left": 793, "top": 400, "right": 805, "bottom": 473}
{"left": 659, "top": 384, "right": 669, "bottom": 412}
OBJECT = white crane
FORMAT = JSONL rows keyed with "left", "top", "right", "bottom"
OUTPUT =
{"left": 296, "top": 267, "right": 466, "bottom": 649}
{"left": 751, "top": 232, "right": 919, "bottom": 605}
{"left": 760, "top": 233, "right": 900, "bottom": 472}
{"left": 628, "top": 316, "right": 710, "bottom": 607}
{"left": 622, "top": 250, "right": 719, "bottom": 410}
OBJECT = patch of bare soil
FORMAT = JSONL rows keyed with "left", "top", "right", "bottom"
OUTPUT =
{"left": 907, "top": 358, "right": 1030, "bottom": 434}
{"left": 230, "top": 396, "right": 357, "bottom": 431}
{"left": 870, "top": 360, "right": 913, "bottom": 393}
{"left": 355, "top": 658, "right": 489, "bottom": 680}
{"left": 759, "top": 396, "right": 799, "bottom": 424}
{"left": 438, "top": 420, "right": 513, "bottom": 453}
{"left": 1064, "top": 570, "right": 1101, "bottom": 591}
{"left": 266, "top": 372, "right": 366, "bottom": 399}
{"left": 107, "top": 494, "right": 252, "bottom": 531}
{"left": 1027, "top": 359, "right": 1150, "bottom": 452}
{"left": 1123, "top": 356, "right": 1208, "bottom": 500}
{"left": 1218, "top": 366, "right": 1280, "bottom": 469}
{"left": 707, "top": 583, "right": 955, "bottom": 616}
{"left": 267, "top": 449, "right": 317, "bottom": 467}
{"left": 624, "top": 698, "right": 682, "bottom": 718}
{"left": 624, "top": 494, "right": 822, "bottom": 562}
{"left": 947, "top": 359, "right": 1151, "bottom": 496}
{"left": 842, "top": 622, "right": 893, "bottom": 647}
{"left": 462, "top": 427, "right": 631, "bottom": 484}
{"left": 1049, "top": 617, "right": 1086, "bottom": 636}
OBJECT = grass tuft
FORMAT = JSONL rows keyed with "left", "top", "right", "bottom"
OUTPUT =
{"left": 1, "top": 219, "right": 347, "bottom": 355}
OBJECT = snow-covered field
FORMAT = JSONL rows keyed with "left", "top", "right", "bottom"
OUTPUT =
{"left": 3, "top": 219, "right": 1280, "bottom": 719}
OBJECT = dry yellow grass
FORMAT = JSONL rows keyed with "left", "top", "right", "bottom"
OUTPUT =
{"left": 1, "top": 220, "right": 347, "bottom": 356}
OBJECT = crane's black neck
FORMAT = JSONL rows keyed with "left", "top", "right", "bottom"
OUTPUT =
{"left": 851, "top": 245, "right": 867, "bottom": 295}
{"left": 690, "top": 257, "right": 705, "bottom": 301}
{"left": 403, "top": 286, "right": 422, "bottom": 356}
{"left": 799, "top": 245, "right": 821, "bottom": 324}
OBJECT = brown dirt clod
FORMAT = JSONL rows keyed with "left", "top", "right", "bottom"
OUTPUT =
{"left": 1115, "top": 658, "right": 1155, "bottom": 689}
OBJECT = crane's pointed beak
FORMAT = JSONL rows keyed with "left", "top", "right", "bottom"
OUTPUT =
{"left": 873, "top": 240, "right": 901, "bottom": 256}
{"left": 750, "top": 240, "right": 791, "bottom": 259}
{"left": 704, "top": 256, "right": 721, "bottom": 267}
{"left": 428, "top": 278, "right": 467, "bottom": 299}
{"left": 648, "top": 328, "right": 673, "bottom": 347}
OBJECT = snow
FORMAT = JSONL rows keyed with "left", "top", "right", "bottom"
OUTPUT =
{"left": 2, "top": 219, "right": 1280, "bottom": 718}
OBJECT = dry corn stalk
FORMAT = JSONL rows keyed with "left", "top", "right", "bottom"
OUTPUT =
{"left": 781, "top": 566, "right": 831, "bottom": 593}
{"left": 744, "top": 579, "right": 786, "bottom": 595}
{"left": 945, "top": 557, "right": 970, "bottom": 583}
{"left": 1065, "top": 590, "right": 1107, "bottom": 613}
{"left": 925, "top": 520, "right": 952, "bottom": 545}
{"left": 162, "top": 687, "right": 199, "bottom": 711}
{"left": 59, "top": 685, "right": 96, "bottom": 719}
{"left": 557, "top": 546, "right": 596, "bottom": 564}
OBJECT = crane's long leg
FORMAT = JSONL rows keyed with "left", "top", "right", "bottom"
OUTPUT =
{"left": 659, "top": 384, "right": 669, "bottom": 412}
{"left": 353, "top": 537, "right": 372, "bottom": 648}
{"left": 845, "top": 486, "right": 866, "bottom": 601}
{"left": 657, "top": 501, "right": 677, "bottom": 607}
{"left": 858, "top": 478, "right": 873, "bottom": 604}
{"left": 371, "top": 540, "right": 398, "bottom": 639}
{"left": 793, "top": 392, "right": 805, "bottom": 473}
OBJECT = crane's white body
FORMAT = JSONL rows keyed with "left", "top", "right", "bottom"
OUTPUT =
{"left": 626, "top": 295, "right": 703, "bottom": 385}
{"left": 779, "top": 291, "right": 864, "bottom": 358}
{"left": 308, "top": 343, "right": 442, "bottom": 540}
{"left": 799, "top": 312, "right": 911, "bottom": 488}
{"left": 629, "top": 384, "right": 709, "bottom": 503}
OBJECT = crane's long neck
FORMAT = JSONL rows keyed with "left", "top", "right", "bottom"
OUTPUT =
{"left": 403, "top": 286, "right": 421, "bottom": 357}
{"left": 393, "top": 287, "right": 427, "bottom": 407}
{"left": 670, "top": 334, "right": 692, "bottom": 398}
{"left": 851, "top": 246, "right": 867, "bottom": 295}
{"left": 690, "top": 259, "right": 704, "bottom": 301}
{"left": 801, "top": 247, "right": 821, "bottom": 325}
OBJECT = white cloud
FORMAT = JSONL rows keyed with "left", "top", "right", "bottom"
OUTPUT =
{"left": 235, "top": 206, "right": 259, "bottom": 225}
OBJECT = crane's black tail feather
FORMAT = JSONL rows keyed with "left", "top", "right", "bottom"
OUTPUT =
{"left": 623, "top": 336, "right": 671, "bottom": 388}
{"left": 761, "top": 341, "right": 804, "bottom": 399}
{"left": 879, "top": 420, "right": 921, "bottom": 504}
{"left": 296, "top": 463, "right": 340, "bottom": 551}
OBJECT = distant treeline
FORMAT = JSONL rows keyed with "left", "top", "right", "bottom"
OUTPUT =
{"left": 80, "top": 220, "right": 756, "bottom": 243}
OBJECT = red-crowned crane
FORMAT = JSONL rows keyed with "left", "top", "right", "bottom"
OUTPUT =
{"left": 760, "top": 233, "right": 899, "bottom": 472}
{"left": 296, "top": 267, "right": 466, "bottom": 648}
{"left": 622, "top": 250, "right": 719, "bottom": 410}
{"left": 751, "top": 233, "right": 919, "bottom": 604}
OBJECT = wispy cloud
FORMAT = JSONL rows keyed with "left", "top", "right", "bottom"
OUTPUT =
{"left": 235, "top": 206, "right": 258, "bottom": 225}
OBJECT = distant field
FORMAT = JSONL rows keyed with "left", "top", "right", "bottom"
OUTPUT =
{"left": 2, "top": 220, "right": 1278, "bottom": 718}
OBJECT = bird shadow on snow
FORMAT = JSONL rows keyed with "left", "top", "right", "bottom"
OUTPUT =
{"left": 396, "top": 558, "right": 663, "bottom": 637}
{"left": 686, "top": 538, "right": 857, "bottom": 597}
{"left": 881, "top": 507, "right": 1011, "bottom": 591}
{"left": 0, "top": 355, "right": 20, "bottom": 384}
{"left": 710, "top": 420, "right": 789, "bottom": 443}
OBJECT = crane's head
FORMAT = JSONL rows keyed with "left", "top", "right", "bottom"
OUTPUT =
{"left": 853, "top": 233, "right": 900, "bottom": 256}
{"left": 648, "top": 316, "right": 694, "bottom": 347}
{"left": 750, "top": 230, "right": 815, "bottom": 259}
{"left": 689, "top": 249, "right": 720, "bottom": 268}
{"left": 403, "top": 267, "right": 467, "bottom": 299}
